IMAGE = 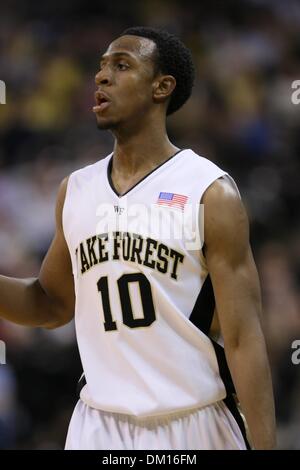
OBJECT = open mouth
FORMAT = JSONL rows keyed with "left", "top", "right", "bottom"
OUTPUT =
{"left": 93, "top": 91, "right": 111, "bottom": 113}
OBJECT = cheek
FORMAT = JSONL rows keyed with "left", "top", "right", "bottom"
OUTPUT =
{"left": 136, "top": 87, "right": 152, "bottom": 104}
{"left": 119, "top": 77, "right": 152, "bottom": 109}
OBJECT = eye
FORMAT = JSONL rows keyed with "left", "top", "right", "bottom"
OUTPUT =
{"left": 117, "top": 63, "right": 129, "bottom": 71}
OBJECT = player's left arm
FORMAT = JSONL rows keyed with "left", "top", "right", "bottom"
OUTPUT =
{"left": 203, "top": 176, "right": 276, "bottom": 450}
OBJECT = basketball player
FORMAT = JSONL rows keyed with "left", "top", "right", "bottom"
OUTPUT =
{"left": 0, "top": 27, "right": 276, "bottom": 450}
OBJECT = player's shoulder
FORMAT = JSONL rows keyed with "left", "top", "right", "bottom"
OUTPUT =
{"left": 184, "top": 148, "right": 225, "bottom": 173}
{"left": 203, "top": 175, "right": 240, "bottom": 206}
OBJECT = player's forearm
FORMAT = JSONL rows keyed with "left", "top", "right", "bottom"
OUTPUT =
{"left": 225, "top": 334, "right": 276, "bottom": 450}
{"left": 0, "top": 275, "right": 61, "bottom": 328}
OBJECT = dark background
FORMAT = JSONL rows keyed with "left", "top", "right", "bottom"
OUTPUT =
{"left": 0, "top": 0, "right": 300, "bottom": 449}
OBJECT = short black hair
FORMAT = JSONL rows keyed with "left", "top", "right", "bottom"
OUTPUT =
{"left": 121, "top": 26, "right": 195, "bottom": 115}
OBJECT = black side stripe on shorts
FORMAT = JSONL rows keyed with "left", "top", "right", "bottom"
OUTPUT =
{"left": 211, "top": 340, "right": 251, "bottom": 449}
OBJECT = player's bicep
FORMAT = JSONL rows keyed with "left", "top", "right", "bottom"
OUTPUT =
{"left": 203, "top": 178, "right": 262, "bottom": 346}
{"left": 39, "top": 178, "right": 75, "bottom": 322}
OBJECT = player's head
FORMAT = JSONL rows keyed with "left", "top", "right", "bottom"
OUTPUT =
{"left": 94, "top": 26, "right": 195, "bottom": 130}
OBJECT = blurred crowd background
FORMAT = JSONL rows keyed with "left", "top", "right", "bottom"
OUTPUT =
{"left": 0, "top": 0, "right": 300, "bottom": 449}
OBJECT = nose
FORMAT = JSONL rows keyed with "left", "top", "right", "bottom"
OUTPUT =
{"left": 95, "top": 67, "right": 111, "bottom": 87}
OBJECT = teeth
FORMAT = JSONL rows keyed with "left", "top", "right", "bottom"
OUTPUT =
{"left": 94, "top": 92, "right": 109, "bottom": 111}
{"left": 97, "top": 96, "right": 107, "bottom": 104}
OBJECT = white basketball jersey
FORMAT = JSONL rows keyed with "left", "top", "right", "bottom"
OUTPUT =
{"left": 63, "top": 148, "right": 232, "bottom": 417}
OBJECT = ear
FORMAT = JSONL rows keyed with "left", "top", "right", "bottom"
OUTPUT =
{"left": 152, "top": 75, "right": 176, "bottom": 105}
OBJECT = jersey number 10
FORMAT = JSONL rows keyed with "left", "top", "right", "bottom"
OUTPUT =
{"left": 97, "top": 273, "right": 156, "bottom": 331}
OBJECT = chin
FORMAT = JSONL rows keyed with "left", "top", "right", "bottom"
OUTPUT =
{"left": 96, "top": 117, "right": 115, "bottom": 130}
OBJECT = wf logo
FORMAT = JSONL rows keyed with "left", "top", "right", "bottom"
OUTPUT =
{"left": 0, "top": 340, "right": 6, "bottom": 364}
{"left": 0, "top": 80, "right": 6, "bottom": 104}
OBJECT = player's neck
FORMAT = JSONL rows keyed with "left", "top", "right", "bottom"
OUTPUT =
{"left": 112, "top": 122, "right": 179, "bottom": 176}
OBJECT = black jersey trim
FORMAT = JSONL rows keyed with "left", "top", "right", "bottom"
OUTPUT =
{"left": 189, "top": 277, "right": 250, "bottom": 449}
{"left": 189, "top": 274, "right": 215, "bottom": 335}
{"left": 107, "top": 149, "right": 184, "bottom": 198}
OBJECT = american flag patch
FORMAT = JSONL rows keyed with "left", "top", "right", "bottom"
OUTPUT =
{"left": 156, "top": 192, "right": 188, "bottom": 211}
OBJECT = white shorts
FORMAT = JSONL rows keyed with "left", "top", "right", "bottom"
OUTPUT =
{"left": 65, "top": 399, "right": 247, "bottom": 450}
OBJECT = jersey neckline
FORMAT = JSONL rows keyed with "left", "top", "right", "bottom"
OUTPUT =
{"left": 106, "top": 148, "right": 185, "bottom": 198}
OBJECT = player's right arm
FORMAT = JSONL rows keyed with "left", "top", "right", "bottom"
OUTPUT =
{"left": 0, "top": 178, "right": 75, "bottom": 329}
